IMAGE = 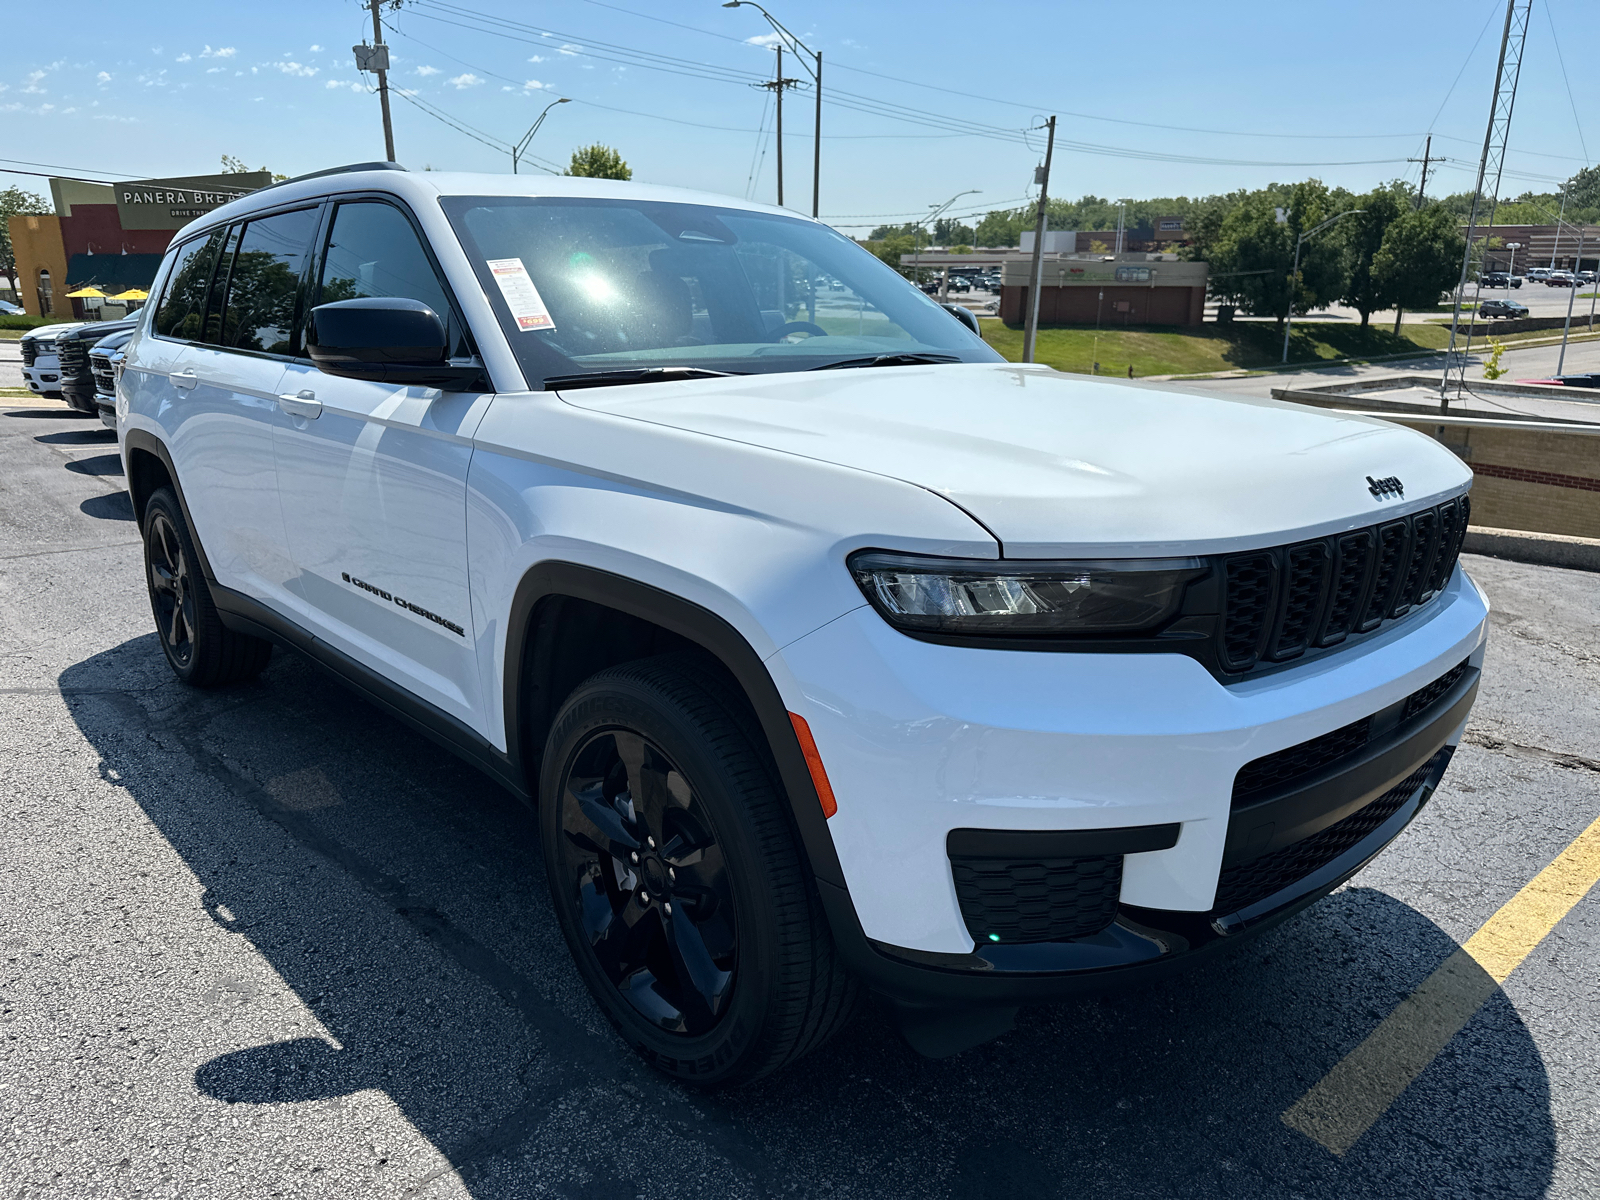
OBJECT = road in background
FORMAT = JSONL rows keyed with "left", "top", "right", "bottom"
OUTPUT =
{"left": 1, "top": 402, "right": 1596, "bottom": 1198}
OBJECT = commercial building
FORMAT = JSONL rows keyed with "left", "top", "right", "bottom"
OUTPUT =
{"left": 998, "top": 254, "right": 1209, "bottom": 327}
{"left": 8, "top": 172, "right": 271, "bottom": 319}
{"left": 1468, "top": 223, "right": 1600, "bottom": 275}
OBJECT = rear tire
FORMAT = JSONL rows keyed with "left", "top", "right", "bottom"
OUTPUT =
{"left": 539, "top": 656, "right": 856, "bottom": 1086}
{"left": 142, "top": 487, "right": 272, "bottom": 687}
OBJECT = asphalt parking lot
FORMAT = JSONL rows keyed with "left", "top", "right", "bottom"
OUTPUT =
{"left": 2, "top": 398, "right": 1597, "bottom": 1199}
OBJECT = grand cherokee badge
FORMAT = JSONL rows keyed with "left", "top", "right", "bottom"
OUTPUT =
{"left": 1367, "top": 475, "right": 1404, "bottom": 500}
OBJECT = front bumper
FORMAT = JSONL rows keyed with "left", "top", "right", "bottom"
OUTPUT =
{"left": 772, "top": 566, "right": 1488, "bottom": 1001}
{"left": 22, "top": 364, "right": 61, "bottom": 397}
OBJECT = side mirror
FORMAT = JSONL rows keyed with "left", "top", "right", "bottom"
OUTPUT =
{"left": 306, "top": 297, "right": 480, "bottom": 388}
{"left": 941, "top": 303, "right": 981, "bottom": 336}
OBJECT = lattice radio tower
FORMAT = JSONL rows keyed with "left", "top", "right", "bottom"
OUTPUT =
{"left": 1441, "top": 0, "right": 1533, "bottom": 409}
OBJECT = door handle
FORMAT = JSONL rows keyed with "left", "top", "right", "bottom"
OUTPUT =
{"left": 277, "top": 390, "right": 322, "bottom": 420}
{"left": 171, "top": 368, "right": 198, "bottom": 390}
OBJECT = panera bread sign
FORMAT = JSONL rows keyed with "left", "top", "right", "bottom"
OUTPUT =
{"left": 115, "top": 172, "right": 273, "bottom": 231}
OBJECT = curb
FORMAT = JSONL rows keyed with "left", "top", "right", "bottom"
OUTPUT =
{"left": 1464, "top": 526, "right": 1600, "bottom": 573}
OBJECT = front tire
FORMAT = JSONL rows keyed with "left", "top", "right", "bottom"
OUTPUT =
{"left": 142, "top": 487, "right": 272, "bottom": 687}
{"left": 539, "top": 657, "right": 856, "bottom": 1086}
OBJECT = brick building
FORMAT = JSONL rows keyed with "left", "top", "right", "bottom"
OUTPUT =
{"left": 9, "top": 172, "right": 270, "bottom": 319}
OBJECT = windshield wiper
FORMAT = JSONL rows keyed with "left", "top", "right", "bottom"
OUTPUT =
{"left": 545, "top": 366, "right": 743, "bottom": 390}
{"left": 808, "top": 353, "right": 961, "bottom": 371}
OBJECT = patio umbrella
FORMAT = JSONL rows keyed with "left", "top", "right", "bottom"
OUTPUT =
{"left": 110, "top": 288, "right": 149, "bottom": 301}
{"left": 65, "top": 287, "right": 107, "bottom": 298}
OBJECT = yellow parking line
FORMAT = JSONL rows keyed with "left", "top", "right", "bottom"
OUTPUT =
{"left": 1282, "top": 809, "right": 1600, "bottom": 1156}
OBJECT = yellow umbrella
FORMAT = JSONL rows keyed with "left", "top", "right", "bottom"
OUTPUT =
{"left": 65, "top": 286, "right": 107, "bottom": 298}
{"left": 110, "top": 288, "right": 149, "bottom": 301}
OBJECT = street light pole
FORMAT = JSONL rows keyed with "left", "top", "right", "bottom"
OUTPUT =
{"left": 725, "top": 1, "right": 822, "bottom": 217}
{"left": 1281, "top": 209, "right": 1365, "bottom": 364}
{"left": 1558, "top": 226, "right": 1585, "bottom": 375}
{"left": 915, "top": 188, "right": 980, "bottom": 293}
{"left": 1022, "top": 116, "right": 1057, "bottom": 364}
{"left": 512, "top": 97, "right": 569, "bottom": 174}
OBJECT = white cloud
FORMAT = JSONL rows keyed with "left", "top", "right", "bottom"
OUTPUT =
{"left": 523, "top": 79, "right": 546, "bottom": 90}
{"left": 274, "top": 61, "right": 320, "bottom": 77}
{"left": 201, "top": 45, "right": 236, "bottom": 58}
{"left": 447, "top": 72, "right": 483, "bottom": 88}
{"left": 96, "top": 71, "right": 111, "bottom": 83}
{"left": 558, "top": 43, "right": 581, "bottom": 56}
{"left": 94, "top": 112, "right": 138, "bottom": 123}
{"left": 414, "top": 64, "right": 441, "bottom": 76}
{"left": 325, "top": 79, "right": 365, "bottom": 92}
{"left": 61, "top": 106, "right": 77, "bottom": 114}
{"left": 21, "top": 69, "right": 47, "bottom": 95}
{"left": 309, "top": 44, "right": 323, "bottom": 52}
{"left": 745, "top": 33, "right": 783, "bottom": 47}
{"left": 206, "top": 67, "right": 225, "bottom": 74}
{"left": 176, "top": 53, "right": 192, "bottom": 62}
{"left": 527, "top": 55, "right": 546, "bottom": 63}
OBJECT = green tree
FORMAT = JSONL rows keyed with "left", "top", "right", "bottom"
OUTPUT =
{"left": 1208, "top": 181, "right": 1345, "bottom": 327}
{"left": 565, "top": 144, "right": 632, "bottom": 180}
{"left": 0, "top": 186, "right": 51, "bottom": 297}
{"left": 1337, "top": 187, "right": 1406, "bottom": 326}
{"left": 974, "top": 208, "right": 1028, "bottom": 247}
{"left": 932, "top": 217, "right": 975, "bottom": 246}
{"left": 867, "top": 232, "right": 918, "bottom": 276}
{"left": 1561, "top": 165, "right": 1600, "bottom": 213}
{"left": 220, "top": 154, "right": 288, "bottom": 182}
{"left": 1371, "top": 203, "right": 1466, "bottom": 331}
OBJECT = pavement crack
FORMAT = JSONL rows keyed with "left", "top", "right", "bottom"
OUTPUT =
{"left": 1462, "top": 731, "right": 1600, "bottom": 775}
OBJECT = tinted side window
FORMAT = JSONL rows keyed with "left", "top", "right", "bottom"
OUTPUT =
{"left": 218, "top": 208, "right": 319, "bottom": 355}
{"left": 318, "top": 202, "right": 466, "bottom": 354}
{"left": 154, "top": 231, "right": 224, "bottom": 340}
{"left": 202, "top": 225, "right": 242, "bottom": 346}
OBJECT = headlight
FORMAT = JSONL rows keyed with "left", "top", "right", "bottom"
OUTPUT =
{"left": 848, "top": 550, "right": 1206, "bottom": 637}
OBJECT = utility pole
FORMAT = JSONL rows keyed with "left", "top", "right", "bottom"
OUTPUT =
{"left": 368, "top": 0, "right": 395, "bottom": 162}
{"left": 1022, "top": 115, "right": 1057, "bottom": 364}
{"left": 1282, "top": 209, "right": 1364, "bottom": 364}
{"left": 757, "top": 47, "right": 801, "bottom": 208}
{"left": 725, "top": 2, "right": 822, "bottom": 217}
{"left": 1395, "top": 135, "right": 1434, "bottom": 334}
{"left": 1409, "top": 135, "right": 1433, "bottom": 208}
{"left": 1442, "top": 0, "right": 1531, "bottom": 410}
{"left": 1558, "top": 226, "right": 1586, "bottom": 375}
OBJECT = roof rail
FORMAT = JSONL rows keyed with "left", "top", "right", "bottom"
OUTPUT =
{"left": 254, "top": 161, "right": 407, "bottom": 194}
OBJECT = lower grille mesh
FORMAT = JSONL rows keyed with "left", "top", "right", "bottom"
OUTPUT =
{"left": 951, "top": 854, "right": 1123, "bottom": 944}
{"left": 1212, "top": 755, "right": 1442, "bottom": 915}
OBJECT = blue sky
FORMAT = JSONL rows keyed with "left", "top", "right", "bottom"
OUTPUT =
{"left": 5, "top": 0, "right": 1598, "bottom": 230}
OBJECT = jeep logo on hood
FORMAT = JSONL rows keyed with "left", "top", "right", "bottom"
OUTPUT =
{"left": 1367, "top": 475, "right": 1404, "bottom": 500}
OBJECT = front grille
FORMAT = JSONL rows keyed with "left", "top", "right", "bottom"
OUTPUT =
{"left": 90, "top": 353, "right": 116, "bottom": 398}
{"left": 1233, "top": 657, "right": 1470, "bottom": 805}
{"left": 20, "top": 341, "right": 38, "bottom": 367}
{"left": 1212, "top": 755, "right": 1442, "bottom": 915}
{"left": 56, "top": 339, "right": 89, "bottom": 380}
{"left": 951, "top": 853, "right": 1123, "bottom": 944}
{"left": 1220, "top": 496, "right": 1468, "bottom": 675}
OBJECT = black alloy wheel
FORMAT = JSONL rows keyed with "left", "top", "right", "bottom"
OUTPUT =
{"left": 540, "top": 656, "right": 857, "bottom": 1085}
{"left": 147, "top": 507, "right": 198, "bottom": 670}
{"left": 140, "top": 487, "right": 273, "bottom": 687}
{"left": 559, "top": 728, "right": 737, "bottom": 1035}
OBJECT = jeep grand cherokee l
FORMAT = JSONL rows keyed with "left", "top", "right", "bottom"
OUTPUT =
{"left": 116, "top": 165, "right": 1487, "bottom": 1084}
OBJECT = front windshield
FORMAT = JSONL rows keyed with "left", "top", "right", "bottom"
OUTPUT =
{"left": 440, "top": 195, "right": 1001, "bottom": 387}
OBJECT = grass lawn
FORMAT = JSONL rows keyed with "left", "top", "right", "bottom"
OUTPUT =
{"left": 977, "top": 319, "right": 1596, "bottom": 377}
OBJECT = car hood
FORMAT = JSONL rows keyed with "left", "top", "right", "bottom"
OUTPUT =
{"left": 556, "top": 363, "right": 1472, "bottom": 556}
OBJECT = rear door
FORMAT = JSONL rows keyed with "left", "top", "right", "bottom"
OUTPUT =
{"left": 273, "top": 196, "right": 493, "bottom": 728}
{"left": 171, "top": 206, "right": 321, "bottom": 609}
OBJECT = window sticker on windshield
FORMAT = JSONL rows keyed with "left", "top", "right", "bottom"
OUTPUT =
{"left": 486, "top": 257, "right": 555, "bottom": 332}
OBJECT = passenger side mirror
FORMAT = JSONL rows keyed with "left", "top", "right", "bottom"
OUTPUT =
{"left": 306, "top": 297, "right": 481, "bottom": 389}
{"left": 941, "top": 303, "right": 981, "bottom": 337}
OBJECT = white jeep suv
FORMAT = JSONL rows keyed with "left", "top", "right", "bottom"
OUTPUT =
{"left": 116, "top": 164, "right": 1487, "bottom": 1084}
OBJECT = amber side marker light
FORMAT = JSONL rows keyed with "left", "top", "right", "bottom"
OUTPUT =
{"left": 787, "top": 712, "right": 838, "bottom": 819}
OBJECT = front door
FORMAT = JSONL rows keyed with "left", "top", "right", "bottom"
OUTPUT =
{"left": 273, "top": 198, "right": 492, "bottom": 728}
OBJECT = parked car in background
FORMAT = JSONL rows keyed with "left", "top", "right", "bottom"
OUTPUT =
{"left": 19, "top": 322, "right": 89, "bottom": 398}
{"left": 1517, "top": 373, "right": 1600, "bottom": 388}
{"left": 1481, "top": 271, "right": 1521, "bottom": 289}
{"left": 89, "top": 327, "right": 136, "bottom": 428}
{"left": 0, "top": 299, "right": 24, "bottom": 315}
{"left": 1546, "top": 271, "right": 1575, "bottom": 287}
{"left": 1577, "top": 270, "right": 1596, "bottom": 286}
{"left": 56, "top": 317, "right": 138, "bottom": 414}
{"left": 1526, "top": 267, "right": 1551, "bottom": 282}
{"left": 1478, "top": 299, "right": 1529, "bottom": 319}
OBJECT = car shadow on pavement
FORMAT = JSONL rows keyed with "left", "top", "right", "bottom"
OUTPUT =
{"left": 33, "top": 427, "right": 117, "bottom": 445}
{"left": 60, "top": 639, "right": 1556, "bottom": 1199}
{"left": 79, "top": 491, "right": 134, "bottom": 521}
